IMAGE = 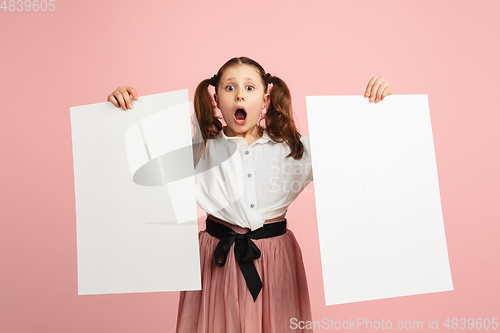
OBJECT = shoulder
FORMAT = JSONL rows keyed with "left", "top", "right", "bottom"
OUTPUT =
{"left": 300, "top": 135, "right": 310, "bottom": 146}
{"left": 271, "top": 134, "right": 311, "bottom": 161}
{"left": 299, "top": 135, "right": 312, "bottom": 160}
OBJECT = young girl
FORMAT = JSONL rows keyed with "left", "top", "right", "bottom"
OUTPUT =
{"left": 107, "top": 57, "right": 393, "bottom": 333}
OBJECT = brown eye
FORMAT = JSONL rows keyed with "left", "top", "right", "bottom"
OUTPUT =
{"left": 225, "top": 85, "right": 235, "bottom": 91}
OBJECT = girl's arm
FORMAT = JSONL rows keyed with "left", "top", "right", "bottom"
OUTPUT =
{"left": 107, "top": 86, "right": 138, "bottom": 110}
{"left": 364, "top": 77, "right": 393, "bottom": 103}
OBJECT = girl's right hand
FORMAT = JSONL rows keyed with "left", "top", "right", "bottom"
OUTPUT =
{"left": 107, "top": 86, "right": 138, "bottom": 110}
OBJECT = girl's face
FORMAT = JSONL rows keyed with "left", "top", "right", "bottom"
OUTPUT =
{"left": 214, "top": 64, "right": 269, "bottom": 138}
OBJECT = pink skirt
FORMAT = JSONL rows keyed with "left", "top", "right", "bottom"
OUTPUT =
{"left": 175, "top": 218, "right": 312, "bottom": 333}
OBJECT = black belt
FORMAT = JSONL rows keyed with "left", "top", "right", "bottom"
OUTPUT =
{"left": 205, "top": 217, "right": 287, "bottom": 302}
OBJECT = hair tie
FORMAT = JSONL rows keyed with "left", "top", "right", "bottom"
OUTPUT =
{"left": 264, "top": 73, "right": 273, "bottom": 84}
{"left": 209, "top": 75, "right": 217, "bottom": 87}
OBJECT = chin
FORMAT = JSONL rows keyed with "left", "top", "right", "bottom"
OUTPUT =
{"left": 227, "top": 122, "right": 257, "bottom": 133}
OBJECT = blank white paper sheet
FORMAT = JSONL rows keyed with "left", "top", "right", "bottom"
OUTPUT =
{"left": 71, "top": 89, "right": 201, "bottom": 295}
{"left": 306, "top": 95, "right": 453, "bottom": 305}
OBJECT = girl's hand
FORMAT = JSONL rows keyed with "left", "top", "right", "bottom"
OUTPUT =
{"left": 107, "top": 86, "right": 138, "bottom": 110}
{"left": 364, "top": 77, "right": 393, "bottom": 103}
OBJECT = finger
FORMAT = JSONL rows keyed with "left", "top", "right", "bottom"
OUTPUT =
{"left": 122, "top": 87, "right": 138, "bottom": 109}
{"left": 127, "top": 87, "right": 139, "bottom": 101}
{"left": 118, "top": 88, "right": 134, "bottom": 109}
{"left": 386, "top": 85, "right": 393, "bottom": 96}
{"left": 364, "top": 77, "right": 377, "bottom": 99}
{"left": 370, "top": 77, "right": 386, "bottom": 102}
{"left": 379, "top": 85, "right": 391, "bottom": 101}
{"left": 375, "top": 82, "right": 389, "bottom": 103}
{"left": 113, "top": 90, "right": 128, "bottom": 110}
{"left": 107, "top": 94, "right": 120, "bottom": 108}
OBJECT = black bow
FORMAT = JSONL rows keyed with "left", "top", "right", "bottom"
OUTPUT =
{"left": 214, "top": 231, "right": 263, "bottom": 301}
{"left": 206, "top": 218, "right": 287, "bottom": 302}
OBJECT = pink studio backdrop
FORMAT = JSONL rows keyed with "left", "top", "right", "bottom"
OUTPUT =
{"left": 1, "top": 0, "right": 499, "bottom": 332}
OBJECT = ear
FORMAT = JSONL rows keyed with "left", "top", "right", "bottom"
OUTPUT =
{"left": 214, "top": 93, "right": 219, "bottom": 106}
{"left": 262, "top": 93, "right": 270, "bottom": 109}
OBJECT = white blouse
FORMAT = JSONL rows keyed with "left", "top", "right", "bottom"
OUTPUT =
{"left": 195, "top": 127, "right": 313, "bottom": 231}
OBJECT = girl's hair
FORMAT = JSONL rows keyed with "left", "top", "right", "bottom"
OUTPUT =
{"left": 192, "top": 57, "right": 304, "bottom": 166}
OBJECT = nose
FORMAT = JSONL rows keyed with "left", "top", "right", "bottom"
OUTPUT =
{"left": 236, "top": 89, "right": 245, "bottom": 101}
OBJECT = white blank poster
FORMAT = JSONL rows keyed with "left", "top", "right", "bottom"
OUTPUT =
{"left": 70, "top": 89, "right": 201, "bottom": 295}
{"left": 306, "top": 95, "right": 453, "bottom": 305}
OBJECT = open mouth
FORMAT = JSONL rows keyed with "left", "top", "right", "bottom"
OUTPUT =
{"left": 234, "top": 107, "right": 247, "bottom": 124}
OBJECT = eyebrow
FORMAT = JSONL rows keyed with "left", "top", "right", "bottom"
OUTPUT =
{"left": 223, "top": 77, "right": 256, "bottom": 82}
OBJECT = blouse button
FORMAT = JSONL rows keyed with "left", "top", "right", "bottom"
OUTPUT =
{"left": 250, "top": 204, "right": 255, "bottom": 208}
{"left": 245, "top": 150, "right": 249, "bottom": 155}
{"left": 247, "top": 174, "right": 252, "bottom": 177}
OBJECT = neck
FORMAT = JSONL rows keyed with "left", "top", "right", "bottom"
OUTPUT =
{"left": 223, "top": 125, "right": 262, "bottom": 146}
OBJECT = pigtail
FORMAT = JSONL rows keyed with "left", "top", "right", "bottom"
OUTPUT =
{"left": 192, "top": 78, "right": 222, "bottom": 167}
{"left": 264, "top": 75, "right": 304, "bottom": 160}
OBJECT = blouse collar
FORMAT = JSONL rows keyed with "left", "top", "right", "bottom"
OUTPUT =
{"left": 215, "top": 127, "right": 273, "bottom": 148}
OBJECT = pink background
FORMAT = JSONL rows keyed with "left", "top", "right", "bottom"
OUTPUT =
{"left": 1, "top": 0, "right": 499, "bottom": 332}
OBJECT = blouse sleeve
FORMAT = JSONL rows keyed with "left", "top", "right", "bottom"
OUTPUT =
{"left": 300, "top": 135, "right": 314, "bottom": 183}
{"left": 277, "top": 135, "right": 314, "bottom": 196}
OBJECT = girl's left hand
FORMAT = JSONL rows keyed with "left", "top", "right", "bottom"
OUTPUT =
{"left": 364, "top": 77, "right": 393, "bottom": 103}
